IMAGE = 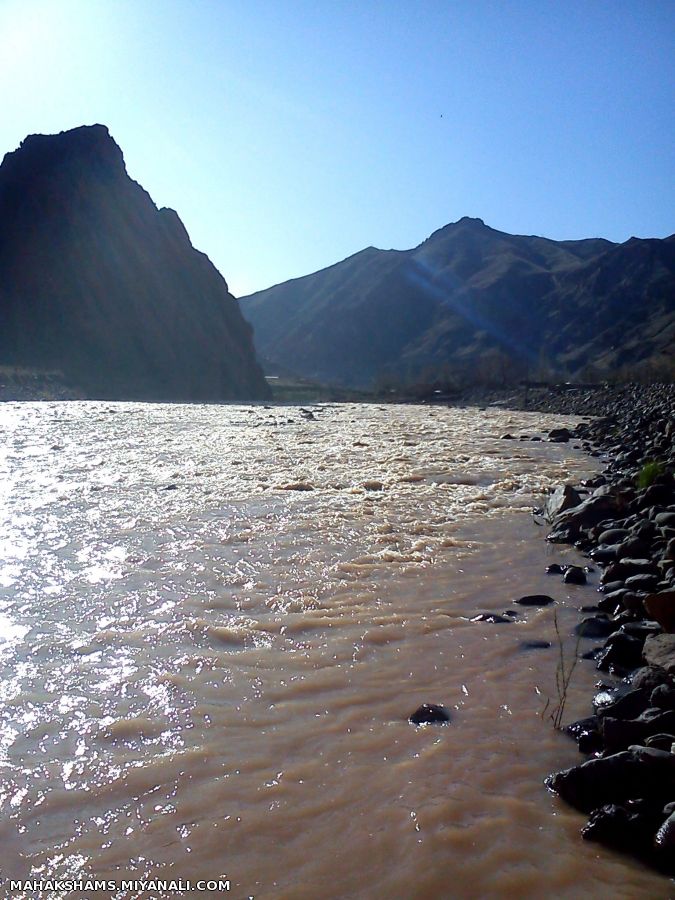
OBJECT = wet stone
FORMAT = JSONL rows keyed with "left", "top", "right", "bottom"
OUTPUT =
{"left": 596, "top": 634, "right": 644, "bottom": 674}
{"left": 574, "top": 616, "right": 617, "bottom": 638}
{"left": 655, "top": 511, "right": 675, "bottom": 529}
{"left": 581, "top": 804, "right": 632, "bottom": 847}
{"left": 593, "top": 687, "right": 650, "bottom": 719}
{"left": 624, "top": 574, "right": 660, "bottom": 592}
{"left": 544, "top": 484, "right": 581, "bottom": 521}
{"left": 470, "top": 613, "right": 514, "bottom": 623}
{"left": 598, "top": 581, "right": 625, "bottom": 594}
{"left": 590, "top": 545, "right": 621, "bottom": 564}
{"left": 655, "top": 811, "right": 675, "bottom": 852}
{"left": 645, "top": 733, "right": 675, "bottom": 751}
{"left": 564, "top": 566, "right": 587, "bottom": 585}
{"left": 409, "top": 703, "right": 451, "bottom": 725}
{"left": 566, "top": 715, "right": 600, "bottom": 740}
{"left": 515, "top": 594, "right": 555, "bottom": 607}
{"left": 598, "top": 528, "right": 630, "bottom": 545}
{"left": 650, "top": 684, "right": 675, "bottom": 711}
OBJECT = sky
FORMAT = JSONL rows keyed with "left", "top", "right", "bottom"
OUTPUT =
{"left": 1, "top": 0, "right": 673, "bottom": 297}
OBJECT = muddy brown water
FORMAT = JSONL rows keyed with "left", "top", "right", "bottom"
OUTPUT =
{"left": 0, "top": 402, "right": 671, "bottom": 899}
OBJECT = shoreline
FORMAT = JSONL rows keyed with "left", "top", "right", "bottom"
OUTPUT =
{"left": 521, "top": 383, "right": 675, "bottom": 877}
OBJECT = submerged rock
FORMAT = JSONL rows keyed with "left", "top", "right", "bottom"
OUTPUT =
{"left": 564, "top": 565, "right": 587, "bottom": 585}
{"left": 545, "top": 748, "right": 675, "bottom": 812}
{"left": 548, "top": 427, "right": 572, "bottom": 443}
{"left": 515, "top": 594, "right": 555, "bottom": 607}
{"left": 519, "top": 640, "right": 552, "bottom": 651}
{"left": 470, "top": 613, "right": 514, "bottom": 623}
{"left": 596, "top": 632, "right": 645, "bottom": 673}
{"left": 593, "top": 687, "right": 650, "bottom": 719}
{"left": 574, "top": 616, "right": 616, "bottom": 638}
{"left": 581, "top": 803, "right": 633, "bottom": 846}
{"left": 409, "top": 703, "right": 451, "bottom": 725}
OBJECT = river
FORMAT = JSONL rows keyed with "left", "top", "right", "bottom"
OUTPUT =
{"left": 0, "top": 402, "right": 669, "bottom": 899}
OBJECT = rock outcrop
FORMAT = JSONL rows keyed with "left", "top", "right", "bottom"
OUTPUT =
{"left": 0, "top": 125, "right": 269, "bottom": 401}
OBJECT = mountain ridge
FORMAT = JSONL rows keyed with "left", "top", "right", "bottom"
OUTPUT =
{"left": 241, "top": 218, "right": 675, "bottom": 388}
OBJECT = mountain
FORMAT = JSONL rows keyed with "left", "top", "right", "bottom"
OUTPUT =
{"left": 0, "top": 125, "right": 269, "bottom": 400}
{"left": 240, "top": 217, "right": 675, "bottom": 388}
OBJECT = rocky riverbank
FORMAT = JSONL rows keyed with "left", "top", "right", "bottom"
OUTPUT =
{"left": 0, "top": 368, "right": 83, "bottom": 401}
{"left": 527, "top": 383, "right": 675, "bottom": 875}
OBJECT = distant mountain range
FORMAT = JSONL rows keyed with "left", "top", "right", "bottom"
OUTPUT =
{"left": 241, "top": 217, "right": 675, "bottom": 388}
{"left": 0, "top": 125, "right": 269, "bottom": 401}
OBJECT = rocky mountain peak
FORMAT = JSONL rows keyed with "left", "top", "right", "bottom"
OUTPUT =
{"left": 0, "top": 125, "right": 269, "bottom": 400}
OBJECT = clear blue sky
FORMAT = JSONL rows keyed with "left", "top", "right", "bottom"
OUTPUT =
{"left": 1, "top": 0, "right": 673, "bottom": 296}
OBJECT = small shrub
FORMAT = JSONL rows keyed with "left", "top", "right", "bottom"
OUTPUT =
{"left": 637, "top": 460, "right": 664, "bottom": 490}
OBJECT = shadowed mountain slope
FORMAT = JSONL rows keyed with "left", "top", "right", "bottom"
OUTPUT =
{"left": 241, "top": 217, "right": 675, "bottom": 387}
{"left": 0, "top": 125, "right": 269, "bottom": 400}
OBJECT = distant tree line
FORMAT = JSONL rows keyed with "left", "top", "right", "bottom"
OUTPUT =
{"left": 372, "top": 349, "right": 675, "bottom": 398}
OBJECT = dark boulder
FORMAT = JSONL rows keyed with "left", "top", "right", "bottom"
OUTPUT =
{"left": 619, "top": 621, "right": 662, "bottom": 641}
{"left": 593, "top": 687, "right": 650, "bottom": 719}
{"left": 602, "top": 709, "right": 675, "bottom": 752}
{"left": 590, "top": 545, "right": 621, "bottom": 564}
{"left": 616, "top": 537, "right": 651, "bottom": 560}
{"left": 544, "top": 484, "right": 581, "bottom": 522}
{"left": 575, "top": 616, "right": 617, "bottom": 638}
{"left": 545, "top": 749, "right": 674, "bottom": 812}
{"left": 625, "top": 573, "right": 660, "bottom": 592}
{"left": 564, "top": 566, "right": 587, "bottom": 585}
{"left": 644, "top": 733, "right": 675, "bottom": 750}
{"left": 597, "top": 528, "right": 630, "bottom": 545}
{"left": 644, "top": 590, "right": 675, "bottom": 633}
{"left": 650, "top": 684, "right": 675, "bottom": 710}
{"left": 655, "top": 810, "right": 675, "bottom": 852}
{"left": 598, "top": 580, "right": 626, "bottom": 594}
{"left": 596, "top": 634, "right": 644, "bottom": 673}
{"left": 515, "top": 594, "right": 555, "bottom": 607}
{"left": 409, "top": 703, "right": 451, "bottom": 725}
{"left": 631, "top": 666, "right": 673, "bottom": 693}
{"left": 553, "top": 492, "right": 623, "bottom": 531}
{"left": 581, "top": 803, "right": 633, "bottom": 847}
{"left": 548, "top": 427, "right": 572, "bottom": 443}
{"left": 643, "top": 634, "right": 675, "bottom": 675}
{"left": 546, "top": 524, "right": 579, "bottom": 545}
{"left": 566, "top": 715, "right": 601, "bottom": 741}
{"left": 655, "top": 511, "right": 675, "bottom": 529}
